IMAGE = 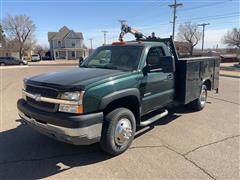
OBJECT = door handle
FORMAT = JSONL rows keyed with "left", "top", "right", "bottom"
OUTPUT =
{"left": 167, "top": 74, "right": 173, "bottom": 79}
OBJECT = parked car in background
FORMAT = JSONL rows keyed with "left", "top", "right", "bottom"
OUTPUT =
{"left": 0, "top": 56, "right": 28, "bottom": 66}
{"left": 31, "top": 54, "right": 41, "bottom": 62}
{"left": 23, "top": 56, "right": 31, "bottom": 61}
{"left": 41, "top": 56, "right": 53, "bottom": 60}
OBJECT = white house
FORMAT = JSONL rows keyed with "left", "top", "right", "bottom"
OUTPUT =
{"left": 48, "top": 26, "right": 88, "bottom": 60}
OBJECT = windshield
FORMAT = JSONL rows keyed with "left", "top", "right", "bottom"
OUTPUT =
{"left": 82, "top": 45, "right": 143, "bottom": 71}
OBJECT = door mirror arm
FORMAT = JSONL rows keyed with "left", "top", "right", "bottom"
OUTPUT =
{"left": 143, "top": 64, "right": 163, "bottom": 75}
{"left": 143, "top": 65, "right": 150, "bottom": 76}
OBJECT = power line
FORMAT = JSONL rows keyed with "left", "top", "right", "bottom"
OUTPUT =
{"left": 179, "top": 0, "right": 232, "bottom": 12}
{"left": 123, "top": 0, "right": 235, "bottom": 25}
{"left": 198, "top": 23, "right": 210, "bottom": 51}
{"left": 149, "top": 12, "right": 239, "bottom": 27}
{"left": 168, "top": 0, "right": 183, "bottom": 40}
{"left": 179, "top": 12, "right": 239, "bottom": 21}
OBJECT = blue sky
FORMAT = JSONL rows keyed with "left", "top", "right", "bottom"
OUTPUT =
{"left": 1, "top": 0, "right": 239, "bottom": 48}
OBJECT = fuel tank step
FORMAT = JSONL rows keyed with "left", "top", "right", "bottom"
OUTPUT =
{"left": 140, "top": 109, "right": 168, "bottom": 126}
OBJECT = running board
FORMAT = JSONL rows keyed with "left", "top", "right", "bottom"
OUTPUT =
{"left": 140, "top": 109, "right": 168, "bottom": 126}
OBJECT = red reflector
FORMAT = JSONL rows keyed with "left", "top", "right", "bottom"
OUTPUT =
{"left": 112, "top": 41, "right": 126, "bottom": 45}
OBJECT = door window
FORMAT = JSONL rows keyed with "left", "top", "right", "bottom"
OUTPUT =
{"left": 146, "top": 47, "right": 165, "bottom": 66}
{"left": 146, "top": 46, "right": 173, "bottom": 72}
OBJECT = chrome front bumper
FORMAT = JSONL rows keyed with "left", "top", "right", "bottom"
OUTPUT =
{"left": 18, "top": 110, "right": 102, "bottom": 145}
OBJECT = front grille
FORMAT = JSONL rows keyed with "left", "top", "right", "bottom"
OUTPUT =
{"left": 26, "top": 85, "right": 58, "bottom": 98}
{"left": 25, "top": 85, "right": 59, "bottom": 112}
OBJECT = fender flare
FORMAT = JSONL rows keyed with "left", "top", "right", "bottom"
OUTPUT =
{"left": 99, "top": 88, "right": 141, "bottom": 110}
{"left": 202, "top": 78, "right": 212, "bottom": 90}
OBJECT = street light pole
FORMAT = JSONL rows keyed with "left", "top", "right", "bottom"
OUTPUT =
{"left": 88, "top": 38, "right": 93, "bottom": 49}
{"left": 101, "top": 30, "right": 108, "bottom": 45}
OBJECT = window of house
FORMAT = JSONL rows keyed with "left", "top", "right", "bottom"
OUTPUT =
{"left": 56, "top": 52, "right": 59, "bottom": 57}
{"left": 72, "top": 51, "right": 75, "bottom": 58}
{"left": 72, "top": 43, "right": 75, "bottom": 47}
{"left": 58, "top": 41, "right": 61, "bottom": 48}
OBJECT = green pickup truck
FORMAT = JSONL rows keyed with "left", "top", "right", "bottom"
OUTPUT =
{"left": 17, "top": 37, "right": 220, "bottom": 155}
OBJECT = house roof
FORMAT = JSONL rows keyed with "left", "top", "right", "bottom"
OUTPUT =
{"left": 220, "top": 54, "right": 237, "bottom": 58}
{"left": 48, "top": 26, "right": 83, "bottom": 41}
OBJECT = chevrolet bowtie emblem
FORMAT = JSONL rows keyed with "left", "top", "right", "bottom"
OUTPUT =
{"left": 34, "top": 94, "right": 41, "bottom": 102}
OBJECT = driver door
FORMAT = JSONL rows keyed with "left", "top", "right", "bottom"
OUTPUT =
{"left": 140, "top": 46, "right": 175, "bottom": 115}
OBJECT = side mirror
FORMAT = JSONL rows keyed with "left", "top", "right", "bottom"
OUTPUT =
{"left": 143, "top": 64, "right": 163, "bottom": 75}
{"left": 143, "top": 65, "right": 150, "bottom": 76}
{"left": 159, "top": 56, "right": 175, "bottom": 73}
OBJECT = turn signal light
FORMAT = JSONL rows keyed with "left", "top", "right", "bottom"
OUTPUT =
{"left": 112, "top": 41, "right": 126, "bottom": 45}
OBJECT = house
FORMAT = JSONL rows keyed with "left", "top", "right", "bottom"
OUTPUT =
{"left": 220, "top": 54, "right": 239, "bottom": 63}
{"left": 0, "top": 46, "right": 11, "bottom": 57}
{"left": 0, "top": 41, "right": 19, "bottom": 58}
{"left": 175, "top": 41, "right": 191, "bottom": 56}
{"left": 48, "top": 26, "right": 88, "bottom": 60}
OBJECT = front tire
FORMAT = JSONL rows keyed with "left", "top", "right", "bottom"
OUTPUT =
{"left": 100, "top": 108, "right": 136, "bottom": 155}
{"left": 190, "top": 84, "right": 207, "bottom": 111}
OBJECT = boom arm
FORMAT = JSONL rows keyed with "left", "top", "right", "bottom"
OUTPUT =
{"left": 118, "top": 23, "right": 145, "bottom": 42}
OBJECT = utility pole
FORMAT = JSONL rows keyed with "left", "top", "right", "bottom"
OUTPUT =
{"left": 101, "top": 30, "right": 108, "bottom": 45}
{"left": 88, "top": 38, "right": 93, "bottom": 49}
{"left": 168, "top": 0, "right": 183, "bottom": 40}
{"left": 198, "top": 23, "right": 210, "bottom": 51}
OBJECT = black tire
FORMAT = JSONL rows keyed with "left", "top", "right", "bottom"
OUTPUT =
{"left": 0, "top": 63, "right": 5, "bottom": 66}
{"left": 100, "top": 108, "right": 136, "bottom": 155}
{"left": 20, "top": 62, "right": 24, "bottom": 66}
{"left": 189, "top": 84, "right": 207, "bottom": 111}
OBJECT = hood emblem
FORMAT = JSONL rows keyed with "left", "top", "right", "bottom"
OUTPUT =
{"left": 34, "top": 94, "right": 42, "bottom": 102}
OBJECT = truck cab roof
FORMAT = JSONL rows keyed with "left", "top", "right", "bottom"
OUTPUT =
{"left": 109, "top": 41, "right": 166, "bottom": 48}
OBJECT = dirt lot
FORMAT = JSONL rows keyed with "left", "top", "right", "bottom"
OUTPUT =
{"left": 0, "top": 65, "right": 239, "bottom": 179}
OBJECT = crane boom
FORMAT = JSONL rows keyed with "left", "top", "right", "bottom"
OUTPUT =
{"left": 118, "top": 23, "right": 145, "bottom": 42}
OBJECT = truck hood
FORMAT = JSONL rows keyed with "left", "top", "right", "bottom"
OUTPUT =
{"left": 26, "top": 67, "right": 126, "bottom": 91}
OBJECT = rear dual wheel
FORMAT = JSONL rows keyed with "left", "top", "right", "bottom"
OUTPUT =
{"left": 100, "top": 108, "right": 136, "bottom": 155}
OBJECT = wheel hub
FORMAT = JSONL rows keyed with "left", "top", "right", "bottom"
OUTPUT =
{"left": 200, "top": 87, "right": 207, "bottom": 106}
{"left": 115, "top": 118, "right": 132, "bottom": 146}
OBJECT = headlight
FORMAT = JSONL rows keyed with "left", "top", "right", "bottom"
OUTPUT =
{"left": 58, "top": 91, "right": 84, "bottom": 114}
{"left": 60, "top": 92, "right": 81, "bottom": 101}
{"left": 22, "top": 80, "right": 27, "bottom": 100}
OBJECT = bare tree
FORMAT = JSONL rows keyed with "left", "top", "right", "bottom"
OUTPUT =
{"left": 0, "top": 24, "right": 5, "bottom": 43}
{"left": 177, "top": 22, "right": 201, "bottom": 56}
{"left": 24, "top": 38, "right": 37, "bottom": 54}
{"left": 2, "top": 15, "right": 36, "bottom": 59}
{"left": 34, "top": 44, "right": 48, "bottom": 59}
{"left": 222, "top": 28, "right": 240, "bottom": 48}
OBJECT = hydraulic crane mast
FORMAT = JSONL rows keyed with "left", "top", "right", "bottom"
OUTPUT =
{"left": 118, "top": 23, "right": 146, "bottom": 42}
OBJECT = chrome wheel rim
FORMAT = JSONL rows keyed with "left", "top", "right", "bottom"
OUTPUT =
{"left": 200, "top": 87, "right": 207, "bottom": 106}
{"left": 114, "top": 118, "right": 132, "bottom": 146}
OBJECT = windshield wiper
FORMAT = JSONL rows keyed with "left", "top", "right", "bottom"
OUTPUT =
{"left": 92, "top": 65, "right": 118, "bottom": 70}
{"left": 80, "top": 64, "right": 96, "bottom": 68}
